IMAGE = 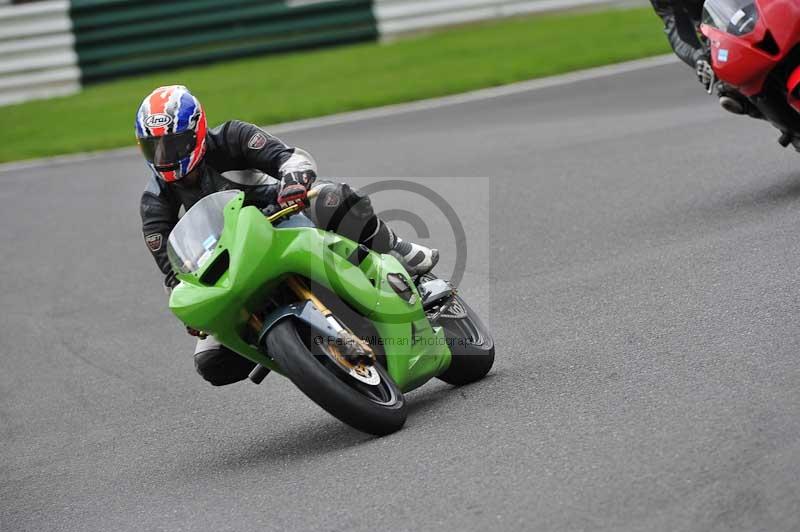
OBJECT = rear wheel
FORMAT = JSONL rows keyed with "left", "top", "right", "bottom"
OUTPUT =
{"left": 435, "top": 295, "right": 495, "bottom": 386}
{"left": 266, "top": 320, "right": 407, "bottom": 435}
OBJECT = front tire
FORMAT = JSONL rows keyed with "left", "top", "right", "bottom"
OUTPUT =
{"left": 266, "top": 320, "right": 407, "bottom": 436}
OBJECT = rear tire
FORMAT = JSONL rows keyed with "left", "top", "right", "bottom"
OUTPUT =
{"left": 435, "top": 296, "right": 495, "bottom": 386}
{"left": 266, "top": 320, "right": 407, "bottom": 436}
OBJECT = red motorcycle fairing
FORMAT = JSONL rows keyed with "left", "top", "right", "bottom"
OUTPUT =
{"left": 700, "top": 0, "right": 800, "bottom": 97}
{"left": 788, "top": 64, "right": 800, "bottom": 111}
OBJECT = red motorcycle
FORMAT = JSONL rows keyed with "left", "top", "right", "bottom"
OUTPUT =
{"left": 701, "top": 0, "right": 800, "bottom": 149}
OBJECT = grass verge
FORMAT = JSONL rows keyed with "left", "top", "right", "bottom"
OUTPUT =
{"left": 0, "top": 7, "right": 668, "bottom": 163}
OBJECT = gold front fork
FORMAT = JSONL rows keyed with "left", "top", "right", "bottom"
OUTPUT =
{"left": 285, "top": 276, "right": 333, "bottom": 318}
{"left": 285, "top": 276, "right": 375, "bottom": 366}
{"left": 246, "top": 276, "right": 325, "bottom": 334}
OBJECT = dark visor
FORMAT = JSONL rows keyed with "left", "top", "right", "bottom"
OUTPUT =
{"left": 139, "top": 130, "right": 197, "bottom": 167}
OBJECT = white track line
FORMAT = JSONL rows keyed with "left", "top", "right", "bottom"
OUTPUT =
{"left": 0, "top": 54, "right": 676, "bottom": 174}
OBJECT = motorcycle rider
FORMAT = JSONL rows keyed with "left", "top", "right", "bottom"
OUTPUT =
{"left": 649, "top": 0, "right": 762, "bottom": 117}
{"left": 137, "top": 85, "right": 438, "bottom": 386}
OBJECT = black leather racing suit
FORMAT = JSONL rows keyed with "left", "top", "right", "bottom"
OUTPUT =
{"left": 141, "top": 120, "right": 294, "bottom": 282}
{"left": 649, "top": 0, "right": 706, "bottom": 67}
{"left": 140, "top": 119, "right": 394, "bottom": 385}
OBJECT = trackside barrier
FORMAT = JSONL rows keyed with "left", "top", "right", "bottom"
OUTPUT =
{"left": 373, "top": 0, "right": 627, "bottom": 37}
{"left": 69, "top": 0, "right": 378, "bottom": 82}
{"left": 0, "top": 0, "right": 80, "bottom": 106}
{"left": 2, "top": 0, "right": 636, "bottom": 105}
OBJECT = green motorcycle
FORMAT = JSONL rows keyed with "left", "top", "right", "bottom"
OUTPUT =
{"left": 167, "top": 189, "right": 494, "bottom": 435}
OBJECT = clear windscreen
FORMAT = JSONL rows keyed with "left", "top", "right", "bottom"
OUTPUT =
{"left": 702, "top": 0, "right": 759, "bottom": 36}
{"left": 167, "top": 190, "right": 240, "bottom": 274}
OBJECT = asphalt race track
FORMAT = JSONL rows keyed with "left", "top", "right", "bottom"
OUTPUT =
{"left": 3, "top": 60, "right": 800, "bottom": 531}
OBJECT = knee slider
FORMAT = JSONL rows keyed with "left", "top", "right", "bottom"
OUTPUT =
{"left": 342, "top": 185, "right": 375, "bottom": 220}
{"left": 313, "top": 183, "right": 375, "bottom": 235}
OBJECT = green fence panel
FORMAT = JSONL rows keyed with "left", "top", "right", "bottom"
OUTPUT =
{"left": 70, "top": 0, "right": 377, "bottom": 82}
{"left": 72, "top": 0, "right": 254, "bottom": 30}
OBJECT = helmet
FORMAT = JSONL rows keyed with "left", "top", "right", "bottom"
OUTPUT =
{"left": 135, "top": 85, "right": 207, "bottom": 182}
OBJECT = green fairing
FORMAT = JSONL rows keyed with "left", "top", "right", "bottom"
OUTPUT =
{"left": 169, "top": 192, "right": 451, "bottom": 392}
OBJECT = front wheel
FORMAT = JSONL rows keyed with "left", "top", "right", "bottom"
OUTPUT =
{"left": 266, "top": 320, "right": 407, "bottom": 436}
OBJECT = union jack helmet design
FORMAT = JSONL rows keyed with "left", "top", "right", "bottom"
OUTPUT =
{"left": 135, "top": 85, "right": 207, "bottom": 182}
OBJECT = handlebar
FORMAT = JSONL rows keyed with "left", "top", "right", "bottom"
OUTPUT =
{"left": 265, "top": 187, "right": 320, "bottom": 224}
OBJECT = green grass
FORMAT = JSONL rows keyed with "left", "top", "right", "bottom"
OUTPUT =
{"left": 0, "top": 7, "right": 668, "bottom": 163}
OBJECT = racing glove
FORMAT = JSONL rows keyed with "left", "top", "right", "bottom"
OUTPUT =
{"left": 163, "top": 270, "right": 179, "bottom": 295}
{"left": 277, "top": 170, "right": 317, "bottom": 208}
